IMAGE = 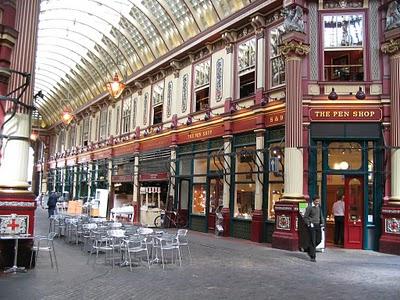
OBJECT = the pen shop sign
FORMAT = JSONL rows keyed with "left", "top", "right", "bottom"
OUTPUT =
{"left": 309, "top": 108, "right": 382, "bottom": 122}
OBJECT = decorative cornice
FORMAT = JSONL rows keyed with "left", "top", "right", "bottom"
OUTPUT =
{"left": 381, "top": 38, "right": 400, "bottom": 55}
{"left": 279, "top": 40, "right": 310, "bottom": 57}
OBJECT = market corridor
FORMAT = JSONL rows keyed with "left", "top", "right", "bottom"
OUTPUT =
{"left": 0, "top": 208, "right": 399, "bottom": 300}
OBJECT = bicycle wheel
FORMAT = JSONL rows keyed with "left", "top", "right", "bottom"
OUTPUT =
{"left": 154, "top": 216, "right": 162, "bottom": 228}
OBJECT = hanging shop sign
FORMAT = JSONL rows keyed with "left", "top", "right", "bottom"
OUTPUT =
{"left": 309, "top": 107, "right": 382, "bottom": 122}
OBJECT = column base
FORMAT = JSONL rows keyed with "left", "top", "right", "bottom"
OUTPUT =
{"left": 379, "top": 204, "right": 400, "bottom": 255}
{"left": 272, "top": 199, "right": 306, "bottom": 251}
{"left": 221, "top": 207, "right": 230, "bottom": 237}
{"left": 251, "top": 209, "right": 264, "bottom": 243}
{"left": 0, "top": 189, "right": 36, "bottom": 268}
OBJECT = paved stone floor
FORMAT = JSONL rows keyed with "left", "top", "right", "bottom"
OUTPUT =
{"left": 0, "top": 208, "right": 400, "bottom": 300}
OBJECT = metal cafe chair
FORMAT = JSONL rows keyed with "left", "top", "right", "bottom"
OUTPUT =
{"left": 30, "top": 232, "right": 58, "bottom": 271}
{"left": 126, "top": 236, "right": 150, "bottom": 272}
{"left": 177, "top": 229, "right": 192, "bottom": 263}
{"left": 158, "top": 234, "right": 181, "bottom": 270}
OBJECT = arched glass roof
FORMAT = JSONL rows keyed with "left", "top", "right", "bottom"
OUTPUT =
{"left": 34, "top": 0, "right": 252, "bottom": 126}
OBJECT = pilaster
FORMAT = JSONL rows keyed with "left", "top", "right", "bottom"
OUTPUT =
{"left": 379, "top": 34, "right": 400, "bottom": 254}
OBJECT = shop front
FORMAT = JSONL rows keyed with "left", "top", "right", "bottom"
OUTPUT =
{"left": 139, "top": 148, "right": 172, "bottom": 226}
{"left": 176, "top": 139, "right": 224, "bottom": 232}
{"left": 309, "top": 122, "right": 383, "bottom": 250}
{"left": 111, "top": 154, "right": 134, "bottom": 218}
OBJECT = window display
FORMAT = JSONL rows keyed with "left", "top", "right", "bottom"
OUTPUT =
{"left": 234, "top": 146, "right": 256, "bottom": 219}
{"left": 268, "top": 143, "right": 284, "bottom": 220}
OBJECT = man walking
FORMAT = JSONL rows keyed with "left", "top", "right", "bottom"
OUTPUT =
{"left": 332, "top": 195, "right": 345, "bottom": 246}
{"left": 47, "top": 192, "right": 58, "bottom": 218}
{"left": 303, "top": 195, "right": 324, "bottom": 262}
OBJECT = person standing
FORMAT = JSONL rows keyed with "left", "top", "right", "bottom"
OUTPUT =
{"left": 332, "top": 195, "right": 345, "bottom": 246}
{"left": 47, "top": 192, "right": 58, "bottom": 218}
{"left": 303, "top": 195, "right": 324, "bottom": 262}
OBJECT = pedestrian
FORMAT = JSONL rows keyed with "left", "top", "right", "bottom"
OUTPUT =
{"left": 332, "top": 194, "right": 345, "bottom": 246}
{"left": 47, "top": 192, "right": 58, "bottom": 218}
{"left": 303, "top": 195, "right": 324, "bottom": 262}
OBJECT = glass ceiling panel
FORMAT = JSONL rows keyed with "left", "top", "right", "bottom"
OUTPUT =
{"left": 34, "top": 0, "right": 251, "bottom": 126}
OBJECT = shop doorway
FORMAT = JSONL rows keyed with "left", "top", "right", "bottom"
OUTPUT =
{"left": 325, "top": 175, "right": 364, "bottom": 249}
{"left": 177, "top": 178, "right": 190, "bottom": 226}
{"left": 344, "top": 176, "right": 363, "bottom": 249}
{"left": 207, "top": 177, "right": 223, "bottom": 231}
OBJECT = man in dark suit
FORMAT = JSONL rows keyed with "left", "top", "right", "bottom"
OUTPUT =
{"left": 303, "top": 195, "right": 324, "bottom": 262}
{"left": 47, "top": 192, "right": 58, "bottom": 218}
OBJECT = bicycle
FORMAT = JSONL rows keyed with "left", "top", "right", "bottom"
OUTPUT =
{"left": 154, "top": 210, "right": 188, "bottom": 228}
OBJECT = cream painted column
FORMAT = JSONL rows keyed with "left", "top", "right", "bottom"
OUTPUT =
{"left": 222, "top": 135, "right": 232, "bottom": 209}
{"left": 72, "top": 165, "right": 78, "bottom": 199}
{"left": 254, "top": 130, "right": 265, "bottom": 210}
{"left": 0, "top": 113, "right": 31, "bottom": 187}
{"left": 382, "top": 39, "right": 400, "bottom": 204}
{"left": 87, "top": 163, "right": 93, "bottom": 199}
{"left": 280, "top": 37, "right": 310, "bottom": 200}
{"left": 170, "top": 146, "right": 177, "bottom": 197}
{"left": 132, "top": 155, "right": 139, "bottom": 203}
{"left": 221, "top": 134, "right": 232, "bottom": 236}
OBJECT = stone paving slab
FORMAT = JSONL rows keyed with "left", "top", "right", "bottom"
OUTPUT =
{"left": 0, "top": 208, "right": 399, "bottom": 300}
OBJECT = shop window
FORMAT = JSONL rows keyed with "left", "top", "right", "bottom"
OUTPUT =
{"left": 115, "top": 106, "right": 120, "bottom": 136}
{"left": 57, "top": 130, "right": 65, "bottom": 153}
{"left": 328, "top": 142, "right": 362, "bottom": 170}
{"left": 99, "top": 108, "right": 108, "bottom": 140}
{"left": 270, "top": 25, "right": 285, "bottom": 87}
{"left": 179, "top": 155, "right": 192, "bottom": 176}
{"left": 234, "top": 146, "right": 256, "bottom": 219}
{"left": 68, "top": 125, "right": 76, "bottom": 148}
{"left": 268, "top": 143, "right": 284, "bottom": 220}
{"left": 81, "top": 117, "right": 89, "bottom": 146}
{"left": 107, "top": 110, "right": 112, "bottom": 137}
{"left": 192, "top": 154, "right": 207, "bottom": 215}
{"left": 238, "top": 38, "right": 255, "bottom": 98}
{"left": 323, "top": 14, "right": 364, "bottom": 81}
{"left": 152, "top": 81, "right": 164, "bottom": 125}
{"left": 122, "top": 98, "right": 131, "bottom": 134}
{"left": 194, "top": 60, "right": 210, "bottom": 111}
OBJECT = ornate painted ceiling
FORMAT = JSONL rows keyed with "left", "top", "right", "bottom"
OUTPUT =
{"left": 34, "top": 0, "right": 254, "bottom": 126}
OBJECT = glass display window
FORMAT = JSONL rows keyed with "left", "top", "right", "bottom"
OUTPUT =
{"left": 323, "top": 14, "right": 364, "bottom": 81}
{"left": 194, "top": 60, "right": 211, "bottom": 111}
{"left": 328, "top": 142, "right": 362, "bottom": 170}
{"left": 269, "top": 25, "right": 285, "bottom": 87}
{"left": 237, "top": 38, "right": 256, "bottom": 98}
{"left": 234, "top": 145, "right": 256, "bottom": 219}
{"left": 192, "top": 183, "right": 206, "bottom": 215}
{"left": 122, "top": 98, "right": 131, "bottom": 134}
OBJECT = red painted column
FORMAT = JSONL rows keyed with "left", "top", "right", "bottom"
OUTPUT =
{"left": 380, "top": 36, "right": 400, "bottom": 255}
{"left": 0, "top": 0, "right": 40, "bottom": 269}
{"left": 272, "top": 30, "right": 310, "bottom": 251}
{"left": 0, "top": 0, "right": 17, "bottom": 134}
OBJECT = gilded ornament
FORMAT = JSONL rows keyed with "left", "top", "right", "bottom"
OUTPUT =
{"left": 279, "top": 40, "right": 310, "bottom": 57}
{"left": 381, "top": 39, "right": 400, "bottom": 55}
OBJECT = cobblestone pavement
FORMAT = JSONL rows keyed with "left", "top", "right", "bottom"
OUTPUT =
{"left": 0, "top": 208, "right": 400, "bottom": 300}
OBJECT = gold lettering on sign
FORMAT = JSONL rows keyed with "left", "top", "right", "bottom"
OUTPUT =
{"left": 269, "top": 113, "right": 284, "bottom": 125}
{"left": 352, "top": 111, "right": 375, "bottom": 118}
{"left": 188, "top": 129, "right": 213, "bottom": 140}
